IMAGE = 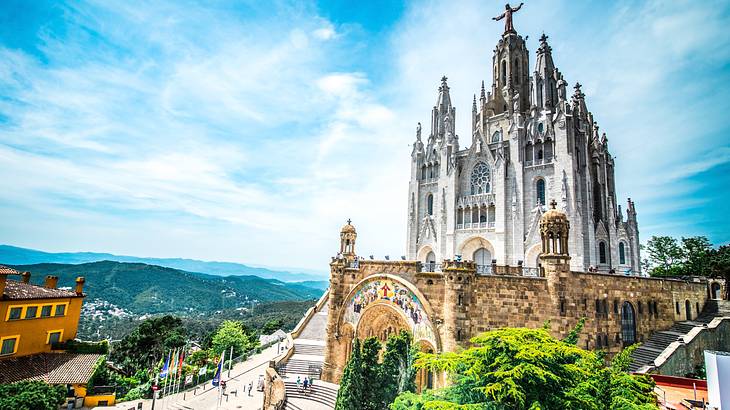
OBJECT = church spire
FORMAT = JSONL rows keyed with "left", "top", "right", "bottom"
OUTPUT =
{"left": 430, "top": 76, "right": 456, "bottom": 140}
{"left": 534, "top": 33, "right": 559, "bottom": 111}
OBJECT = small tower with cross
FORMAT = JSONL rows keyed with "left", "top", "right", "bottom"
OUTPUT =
{"left": 340, "top": 219, "right": 357, "bottom": 260}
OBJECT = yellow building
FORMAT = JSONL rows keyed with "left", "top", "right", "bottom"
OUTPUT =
{"left": 0, "top": 266, "right": 85, "bottom": 357}
{"left": 0, "top": 265, "right": 115, "bottom": 407}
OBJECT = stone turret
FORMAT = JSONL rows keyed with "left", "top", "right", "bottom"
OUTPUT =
{"left": 340, "top": 219, "right": 357, "bottom": 261}
{"left": 441, "top": 260, "right": 476, "bottom": 352}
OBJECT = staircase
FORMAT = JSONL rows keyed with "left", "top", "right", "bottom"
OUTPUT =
{"left": 283, "top": 381, "right": 339, "bottom": 409}
{"left": 629, "top": 300, "right": 730, "bottom": 372}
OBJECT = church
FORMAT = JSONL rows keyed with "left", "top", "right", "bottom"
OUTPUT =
{"left": 406, "top": 8, "right": 640, "bottom": 274}
{"left": 317, "top": 8, "right": 716, "bottom": 390}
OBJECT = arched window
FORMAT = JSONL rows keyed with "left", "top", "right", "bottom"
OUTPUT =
{"left": 537, "top": 122, "right": 544, "bottom": 134}
{"left": 599, "top": 242, "right": 607, "bottom": 264}
{"left": 621, "top": 302, "right": 636, "bottom": 346}
{"left": 536, "top": 179, "right": 546, "bottom": 205}
{"left": 537, "top": 149, "right": 544, "bottom": 160}
{"left": 470, "top": 162, "right": 491, "bottom": 195}
{"left": 421, "top": 165, "right": 426, "bottom": 180}
{"left": 619, "top": 242, "right": 626, "bottom": 265}
{"left": 491, "top": 130, "right": 501, "bottom": 143}
{"left": 473, "top": 248, "right": 491, "bottom": 266}
{"left": 425, "top": 251, "right": 436, "bottom": 272}
{"left": 427, "top": 193, "right": 434, "bottom": 215}
{"left": 685, "top": 300, "right": 691, "bottom": 320}
{"left": 514, "top": 59, "right": 520, "bottom": 84}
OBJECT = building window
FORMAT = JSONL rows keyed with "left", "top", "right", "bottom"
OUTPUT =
{"left": 8, "top": 307, "right": 22, "bottom": 321}
{"left": 470, "top": 162, "right": 491, "bottom": 195}
{"left": 47, "top": 330, "right": 63, "bottom": 345}
{"left": 41, "top": 305, "right": 52, "bottom": 318}
{"left": 54, "top": 305, "right": 66, "bottom": 317}
{"left": 536, "top": 179, "right": 546, "bottom": 205}
{"left": 619, "top": 242, "right": 626, "bottom": 264}
{"left": 24, "top": 306, "right": 38, "bottom": 319}
{"left": 427, "top": 194, "right": 434, "bottom": 215}
{"left": 621, "top": 302, "right": 637, "bottom": 346}
{"left": 599, "top": 242, "right": 607, "bottom": 264}
{"left": 613, "top": 299, "right": 619, "bottom": 314}
{"left": 491, "top": 130, "right": 501, "bottom": 143}
{"left": 685, "top": 300, "right": 691, "bottom": 320}
{"left": 501, "top": 60, "right": 507, "bottom": 85}
{"left": 0, "top": 336, "right": 18, "bottom": 356}
{"left": 473, "top": 248, "right": 492, "bottom": 267}
{"left": 514, "top": 59, "right": 520, "bottom": 84}
{"left": 595, "top": 299, "right": 601, "bottom": 316}
{"left": 421, "top": 166, "right": 426, "bottom": 180}
{"left": 638, "top": 301, "right": 643, "bottom": 315}
{"left": 560, "top": 298, "right": 565, "bottom": 316}
{"left": 696, "top": 302, "right": 700, "bottom": 317}
{"left": 458, "top": 294, "right": 463, "bottom": 306}
{"left": 675, "top": 301, "right": 680, "bottom": 314}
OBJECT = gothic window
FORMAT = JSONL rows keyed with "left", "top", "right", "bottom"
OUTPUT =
{"left": 491, "top": 130, "right": 501, "bottom": 143}
{"left": 514, "top": 59, "right": 520, "bottom": 84}
{"left": 619, "top": 242, "right": 626, "bottom": 264}
{"left": 470, "top": 162, "right": 491, "bottom": 195}
{"left": 525, "top": 143, "right": 533, "bottom": 162}
{"left": 421, "top": 165, "right": 426, "bottom": 180}
{"left": 427, "top": 193, "right": 434, "bottom": 215}
{"left": 536, "top": 178, "right": 546, "bottom": 205}
{"left": 537, "top": 149, "right": 543, "bottom": 160}
{"left": 537, "top": 122, "right": 544, "bottom": 134}
{"left": 599, "top": 242, "right": 607, "bottom": 264}
{"left": 621, "top": 302, "right": 636, "bottom": 346}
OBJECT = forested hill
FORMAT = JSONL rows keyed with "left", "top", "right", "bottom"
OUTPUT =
{"left": 7, "top": 261, "right": 323, "bottom": 314}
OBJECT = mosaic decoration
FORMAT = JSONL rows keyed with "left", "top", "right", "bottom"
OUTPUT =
{"left": 343, "top": 277, "right": 437, "bottom": 347}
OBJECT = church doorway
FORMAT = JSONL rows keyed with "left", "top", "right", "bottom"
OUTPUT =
{"left": 473, "top": 248, "right": 491, "bottom": 266}
{"left": 621, "top": 302, "right": 636, "bottom": 346}
{"left": 356, "top": 303, "right": 411, "bottom": 343}
{"left": 426, "top": 251, "right": 436, "bottom": 272}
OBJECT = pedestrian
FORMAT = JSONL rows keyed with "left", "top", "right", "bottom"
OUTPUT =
{"left": 248, "top": 381, "right": 253, "bottom": 396}
{"left": 303, "top": 377, "right": 309, "bottom": 392}
{"left": 296, "top": 376, "right": 301, "bottom": 392}
{"left": 308, "top": 376, "right": 314, "bottom": 390}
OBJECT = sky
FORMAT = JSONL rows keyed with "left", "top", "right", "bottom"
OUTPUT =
{"left": 0, "top": 0, "right": 728, "bottom": 272}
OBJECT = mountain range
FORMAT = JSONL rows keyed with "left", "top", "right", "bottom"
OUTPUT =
{"left": 0, "top": 244, "right": 327, "bottom": 283}
{"left": 7, "top": 261, "right": 324, "bottom": 314}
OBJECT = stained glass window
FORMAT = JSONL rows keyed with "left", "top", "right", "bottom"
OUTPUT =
{"left": 470, "top": 162, "right": 491, "bottom": 194}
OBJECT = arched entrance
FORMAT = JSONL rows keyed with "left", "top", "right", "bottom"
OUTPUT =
{"left": 356, "top": 303, "right": 410, "bottom": 342}
{"left": 711, "top": 282, "right": 721, "bottom": 300}
{"left": 473, "top": 248, "right": 491, "bottom": 265}
{"left": 621, "top": 302, "right": 636, "bottom": 346}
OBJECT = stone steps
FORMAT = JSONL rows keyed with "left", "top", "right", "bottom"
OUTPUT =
{"left": 294, "top": 344, "right": 326, "bottom": 356}
{"left": 629, "top": 300, "right": 730, "bottom": 372}
{"left": 284, "top": 381, "right": 338, "bottom": 409}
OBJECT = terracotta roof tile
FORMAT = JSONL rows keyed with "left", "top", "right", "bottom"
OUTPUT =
{"left": 0, "top": 353, "right": 102, "bottom": 384}
{"left": 2, "top": 280, "right": 80, "bottom": 300}
{"left": 0, "top": 265, "right": 20, "bottom": 275}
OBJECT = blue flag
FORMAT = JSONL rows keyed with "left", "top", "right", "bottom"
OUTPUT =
{"left": 160, "top": 351, "right": 171, "bottom": 379}
{"left": 212, "top": 351, "right": 225, "bottom": 387}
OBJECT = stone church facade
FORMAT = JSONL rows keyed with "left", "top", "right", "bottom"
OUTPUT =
{"left": 406, "top": 25, "right": 640, "bottom": 274}
{"left": 321, "top": 23, "right": 711, "bottom": 390}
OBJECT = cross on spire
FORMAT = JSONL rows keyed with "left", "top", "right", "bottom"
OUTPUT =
{"left": 346, "top": 218, "right": 352, "bottom": 225}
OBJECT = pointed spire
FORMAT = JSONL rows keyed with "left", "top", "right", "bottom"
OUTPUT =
{"left": 472, "top": 94, "right": 477, "bottom": 110}
{"left": 573, "top": 82, "right": 584, "bottom": 99}
{"left": 480, "top": 81, "right": 486, "bottom": 102}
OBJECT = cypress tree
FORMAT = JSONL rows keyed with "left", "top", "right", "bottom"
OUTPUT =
{"left": 360, "top": 337, "right": 383, "bottom": 410}
{"left": 379, "top": 331, "right": 417, "bottom": 408}
{"left": 335, "top": 338, "right": 364, "bottom": 410}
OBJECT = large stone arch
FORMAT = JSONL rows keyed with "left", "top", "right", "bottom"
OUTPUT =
{"left": 356, "top": 302, "right": 411, "bottom": 341}
{"left": 457, "top": 236, "right": 495, "bottom": 262}
{"left": 338, "top": 274, "right": 441, "bottom": 351}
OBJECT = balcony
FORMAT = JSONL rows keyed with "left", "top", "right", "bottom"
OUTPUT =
{"left": 457, "top": 193, "right": 495, "bottom": 207}
{"left": 456, "top": 221, "right": 495, "bottom": 230}
{"left": 422, "top": 262, "right": 442, "bottom": 273}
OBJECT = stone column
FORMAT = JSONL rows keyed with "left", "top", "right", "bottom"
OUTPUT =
{"left": 441, "top": 260, "right": 476, "bottom": 352}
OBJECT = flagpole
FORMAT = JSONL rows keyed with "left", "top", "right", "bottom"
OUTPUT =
{"left": 151, "top": 354, "right": 160, "bottom": 410}
{"left": 176, "top": 345, "right": 185, "bottom": 395}
{"left": 228, "top": 345, "right": 233, "bottom": 377}
{"left": 217, "top": 349, "right": 226, "bottom": 409}
{"left": 160, "top": 349, "right": 170, "bottom": 410}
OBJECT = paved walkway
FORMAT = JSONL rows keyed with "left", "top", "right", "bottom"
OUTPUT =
{"left": 107, "top": 344, "right": 283, "bottom": 410}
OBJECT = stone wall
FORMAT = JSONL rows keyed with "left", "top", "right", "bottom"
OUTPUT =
{"left": 655, "top": 317, "right": 730, "bottom": 377}
{"left": 322, "top": 255, "right": 710, "bottom": 385}
{"left": 262, "top": 366, "right": 286, "bottom": 410}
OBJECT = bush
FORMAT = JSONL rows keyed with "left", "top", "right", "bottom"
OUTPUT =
{"left": 0, "top": 381, "right": 66, "bottom": 410}
{"left": 52, "top": 339, "right": 109, "bottom": 354}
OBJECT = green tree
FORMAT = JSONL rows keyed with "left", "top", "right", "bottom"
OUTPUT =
{"left": 336, "top": 338, "right": 364, "bottom": 410}
{"left": 0, "top": 381, "right": 66, "bottom": 410}
{"left": 680, "top": 236, "right": 713, "bottom": 276}
{"left": 379, "top": 331, "right": 418, "bottom": 408}
{"left": 109, "top": 315, "right": 187, "bottom": 375}
{"left": 261, "top": 318, "right": 284, "bottom": 335}
{"left": 210, "top": 320, "right": 257, "bottom": 358}
{"left": 398, "top": 328, "right": 657, "bottom": 410}
{"left": 645, "top": 236, "right": 683, "bottom": 276}
{"left": 361, "top": 337, "right": 383, "bottom": 410}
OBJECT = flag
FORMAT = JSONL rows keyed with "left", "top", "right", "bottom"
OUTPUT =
{"left": 160, "top": 351, "right": 171, "bottom": 379}
{"left": 198, "top": 365, "right": 207, "bottom": 376}
{"left": 211, "top": 351, "right": 225, "bottom": 387}
{"left": 178, "top": 350, "right": 185, "bottom": 376}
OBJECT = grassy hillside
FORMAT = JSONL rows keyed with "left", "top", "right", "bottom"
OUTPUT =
{"left": 9, "top": 261, "right": 322, "bottom": 314}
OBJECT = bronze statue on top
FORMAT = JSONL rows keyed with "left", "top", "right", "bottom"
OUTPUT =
{"left": 493, "top": 2, "right": 524, "bottom": 34}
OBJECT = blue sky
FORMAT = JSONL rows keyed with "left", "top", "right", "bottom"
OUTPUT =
{"left": 0, "top": 0, "right": 728, "bottom": 272}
